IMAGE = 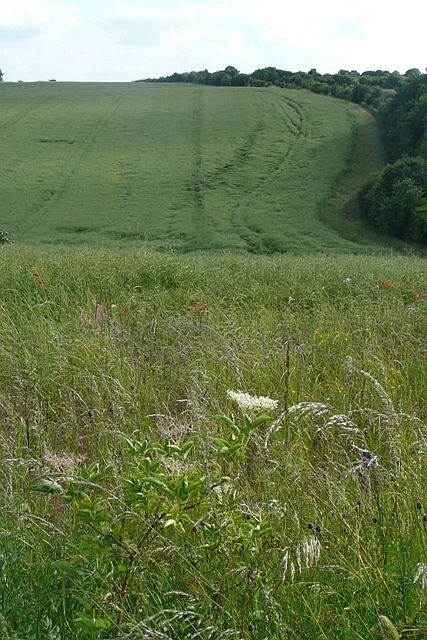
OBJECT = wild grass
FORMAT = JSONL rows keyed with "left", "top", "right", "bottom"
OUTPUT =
{"left": 0, "top": 83, "right": 385, "bottom": 253}
{"left": 0, "top": 246, "right": 425, "bottom": 639}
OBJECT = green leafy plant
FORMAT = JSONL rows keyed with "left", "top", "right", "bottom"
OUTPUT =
{"left": 57, "top": 412, "right": 275, "bottom": 636}
{"left": 0, "top": 229, "right": 10, "bottom": 245}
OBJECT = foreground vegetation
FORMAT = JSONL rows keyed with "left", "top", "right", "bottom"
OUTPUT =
{"left": 0, "top": 246, "right": 425, "bottom": 639}
{"left": 0, "top": 82, "right": 385, "bottom": 253}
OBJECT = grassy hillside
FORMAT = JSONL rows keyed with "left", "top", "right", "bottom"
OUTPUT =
{"left": 0, "top": 82, "right": 383, "bottom": 252}
{"left": 0, "top": 246, "right": 425, "bottom": 639}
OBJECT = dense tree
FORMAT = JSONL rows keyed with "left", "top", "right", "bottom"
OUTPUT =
{"left": 141, "top": 66, "right": 405, "bottom": 110}
{"left": 0, "top": 69, "right": 3, "bottom": 82}
{"left": 224, "top": 66, "right": 240, "bottom": 77}
{"left": 380, "top": 73, "right": 427, "bottom": 160}
{"left": 359, "top": 156, "right": 427, "bottom": 241}
{"left": 356, "top": 71, "right": 427, "bottom": 244}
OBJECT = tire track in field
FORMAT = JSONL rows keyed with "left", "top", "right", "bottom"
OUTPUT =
{"left": 204, "top": 116, "right": 266, "bottom": 190}
{"left": 184, "top": 87, "right": 214, "bottom": 249}
{"left": 230, "top": 91, "right": 310, "bottom": 251}
{"left": 201, "top": 94, "right": 301, "bottom": 243}
{"left": 0, "top": 98, "right": 61, "bottom": 184}
{"left": 21, "top": 97, "right": 123, "bottom": 233}
{"left": 0, "top": 99, "right": 50, "bottom": 139}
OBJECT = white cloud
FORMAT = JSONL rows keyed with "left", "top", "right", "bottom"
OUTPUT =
{"left": 0, "top": 0, "right": 80, "bottom": 36}
{"left": 0, "top": 0, "right": 425, "bottom": 81}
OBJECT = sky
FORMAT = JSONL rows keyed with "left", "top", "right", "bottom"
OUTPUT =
{"left": 0, "top": 0, "right": 426, "bottom": 82}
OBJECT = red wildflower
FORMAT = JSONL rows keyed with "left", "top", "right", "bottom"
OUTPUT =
{"left": 186, "top": 302, "right": 208, "bottom": 313}
{"left": 37, "top": 279, "right": 45, "bottom": 288}
{"left": 382, "top": 279, "right": 393, "bottom": 290}
{"left": 33, "top": 271, "right": 41, "bottom": 277}
{"left": 121, "top": 306, "right": 129, "bottom": 314}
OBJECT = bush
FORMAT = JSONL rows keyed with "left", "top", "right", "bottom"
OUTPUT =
{"left": 0, "top": 229, "right": 10, "bottom": 245}
{"left": 358, "top": 156, "right": 427, "bottom": 242}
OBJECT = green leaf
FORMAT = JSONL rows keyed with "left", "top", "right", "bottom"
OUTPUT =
{"left": 75, "top": 615, "right": 111, "bottom": 632}
{"left": 52, "top": 560, "right": 80, "bottom": 576}
{"left": 31, "top": 478, "right": 64, "bottom": 494}
{"left": 378, "top": 616, "right": 400, "bottom": 640}
{"left": 178, "top": 477, "right": 189, "bottom": 500}
{"left": 247, "top": 414, "right": 271, "bottom": 430}
{"left": 180, "top": 439, "right": 195, "bottom": 454}
{"left": 214, "top": 415, "right": 235, "bottom": 429}
{"left": 142, "top": 476, "right": 175, "bottom": 497}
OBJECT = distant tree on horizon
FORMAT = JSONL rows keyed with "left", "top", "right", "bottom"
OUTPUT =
{"left": 0, "top": 69, "right": 4, "bottom": 82}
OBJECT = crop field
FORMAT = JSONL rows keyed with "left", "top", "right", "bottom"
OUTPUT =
{"left": 0, "top": 81, "right": 425, "bottom": 639}
{"left": 0, "top": 82, "right": 383, "bottom": 252}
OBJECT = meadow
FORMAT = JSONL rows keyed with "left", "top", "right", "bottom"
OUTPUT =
{"left": 0, "top": 82, "right": 384, "bottom": 253}
{"left": 0, "top": 81, "right": 425, "bottom": 638}
{"left": 0, "top": 246, "right": 425, "bottom": 639}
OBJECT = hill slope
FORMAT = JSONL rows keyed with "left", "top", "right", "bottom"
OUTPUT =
{"left": 0, "top": 82, "right": 383, "bottom": 251}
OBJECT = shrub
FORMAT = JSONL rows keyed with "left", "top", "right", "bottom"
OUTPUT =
{"left": 0, "top": 229, "right": 10, "bottom": 245}
{"left": 358, "top": 156, "right": 427, "bottom": 242}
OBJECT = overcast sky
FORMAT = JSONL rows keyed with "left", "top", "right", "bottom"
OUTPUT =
{"left": 0, "top": 0, "right": 426, "bottom": 82}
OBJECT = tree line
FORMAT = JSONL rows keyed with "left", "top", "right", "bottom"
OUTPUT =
{"left": 141, "top": 66, "right": 423, "bottom": 111}
{"left": 359, "top": 72, "right": 426, "bottom": 244}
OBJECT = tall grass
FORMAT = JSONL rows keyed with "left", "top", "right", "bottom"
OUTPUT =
{"left": 0, "top": 246, "right": 425, "bottom": 639}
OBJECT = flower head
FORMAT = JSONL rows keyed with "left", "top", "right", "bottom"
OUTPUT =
{"left": 186, "top": 302, "right": 207, "bottom": 313}
{"left": 226, "top": 389, "right": 278, "bottom": 412}
{"left": 351, "top": 448, "right": 379, "bottom": 473}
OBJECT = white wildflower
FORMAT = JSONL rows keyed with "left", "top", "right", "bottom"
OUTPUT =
{"left": 343, "top": 277, "right": 352, "bottom": 284}
{"left": 226, "top": 390, "right": 278, "bottom": 412}
{"left": 414, "top": 563, "right": 427, "bottom": 590}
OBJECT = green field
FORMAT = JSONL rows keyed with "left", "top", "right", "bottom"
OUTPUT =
{"left": 0, "top": 82, "right": 383, "bottom": 252}
{"left": 0, "top": 82, "right": 426, "bottom": 639}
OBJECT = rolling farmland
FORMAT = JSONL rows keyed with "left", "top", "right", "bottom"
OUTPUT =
{"left": 1, "top": 80, "right": 426, "bottom": 640}
{"left": 0, "top": 82, "right": 383, "bottom": 251}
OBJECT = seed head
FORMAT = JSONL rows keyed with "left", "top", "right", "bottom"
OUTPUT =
{"left": 414, "top": 563, "right": 427, "bottom": 590}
